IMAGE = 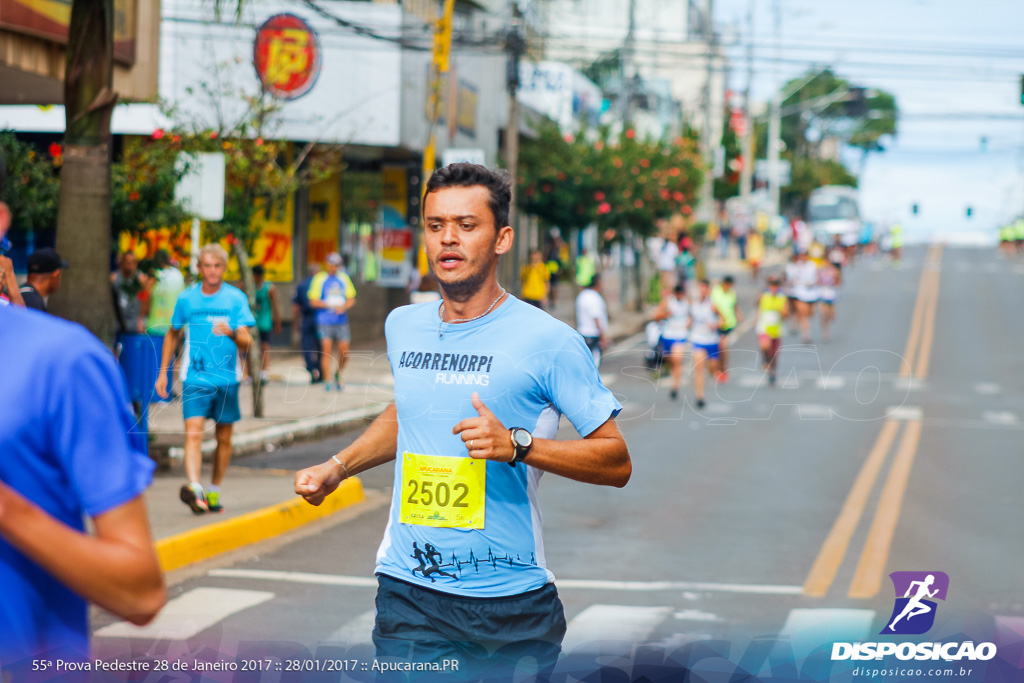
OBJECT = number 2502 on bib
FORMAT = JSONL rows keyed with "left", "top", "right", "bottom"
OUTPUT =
{"left": 399, "top": 452, "right": 486, "bottom": 529}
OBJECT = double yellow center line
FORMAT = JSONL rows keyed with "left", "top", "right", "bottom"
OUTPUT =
{"left": 803, "top": 245, "right": 942, "bottom": 599}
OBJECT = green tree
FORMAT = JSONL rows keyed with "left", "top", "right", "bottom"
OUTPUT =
{"left": 518, "top": 122, "right": 703, "bottom": 238}
{"left": 0, "top": 133, "right": 61, "bottom": 234}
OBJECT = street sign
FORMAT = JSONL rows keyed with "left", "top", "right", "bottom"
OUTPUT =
{"left": 175, "top": 152, "right": 225, "bottom": 221}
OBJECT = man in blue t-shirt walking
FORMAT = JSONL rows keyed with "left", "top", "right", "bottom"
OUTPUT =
{"left": 156, "top": 244, "right": 255, "bottom": 515}
{"left": 295, "top": 164, "right": 632, "bottom": 679}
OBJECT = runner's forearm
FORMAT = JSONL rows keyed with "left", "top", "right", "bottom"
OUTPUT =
{"left": 521, "top": 418, "right": 630, "bottom": 488}
{"left": 332, "top": 402, "right": 399, "bottom": 475}
{"left": 0, "top": 489, "right": 165, "bottom": 625}
{"left": 159, "top": 328, "right": 180, "bottom": 372}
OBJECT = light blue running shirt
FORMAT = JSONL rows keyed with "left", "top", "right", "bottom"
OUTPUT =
{"left": 171, "top": 283, "right": 256, "bottom": 386}
{"left": 376, "top": 296, "right": 621, "bottom": 597}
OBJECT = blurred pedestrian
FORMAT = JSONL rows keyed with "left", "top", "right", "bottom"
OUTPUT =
{"left": 112, "top": 251, "right": 145, "bottom": 334}
{"left": 575, "top": 274, "right": 608, "bottom": 367}
{"left": 308, "top": 252, "right": 357, "bottom": 392}
{"left": 675, "top": 241, "right": 696, "bottom": 291}
{"left": 543, "top": 240, "right": 563, "bottom": 308}
{"left": 817, "top": 258, "right": 841, "bottom": 343}
{"left": 711, "top": 276, "right": 741, "bottom": 382}
{"left": 519, "top": 248, "right": 549, "bottom": 308}
{"left": 689, "top": 280, "right": 722, "bottom": 409}
{"left": 19, "top": 247, "right": 67, "bottom": 312}
{"left": 790, "top": 252, "right": 820, "bottom": 344}
{"left": 756, "top": 276, "right": 788, "bottom": 385}
{"left": 251, "top": 264, "right": 281, "bottom": 382}
{"left": 575, "top": 247, "right": 596, "bottom": 288}
{"left": 155, "top": 244, "right": 255, "bottom": 515}
{"left": 409, "top": 270, "right": 442, "bottom": 305}
{"left": 651, "top": 283, "right": 690, "bottom": 400}
{"left": 143, "top": 250, "right": 186, "bottom": 336}
{"left": 292, "top": 264, "right": 322, "bottom": 383}
{"left": 0, "top": 198, "right": 165, "bottom": 671}
{"left": 746, "top": 229, "right": 765, "bottom": 282}
{"left": 654, "top": 237, "right": 679, "bottom": 290}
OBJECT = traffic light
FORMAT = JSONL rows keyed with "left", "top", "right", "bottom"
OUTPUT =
{"left": 912, "top": 203, "right": 919, "bottom": 215}
{"left": 846, "top": 87, "right": 867, "bottom": 117}
{"left": 1020, "top": 74, "right": 1024, "bottom": 105}
{"left": 966, "top": 206, "right": 973, "bottom": 218}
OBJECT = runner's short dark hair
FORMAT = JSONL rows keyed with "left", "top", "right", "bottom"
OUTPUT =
{"left": 425, "top": 163, "right": 511, "bottom": 229}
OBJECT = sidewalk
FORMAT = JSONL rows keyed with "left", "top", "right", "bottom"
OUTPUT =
{"left": 144, "top": 247, "right": 783, "bottom": 573}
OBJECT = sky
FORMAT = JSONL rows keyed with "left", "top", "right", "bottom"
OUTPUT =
{"left": 714, "top": 0, "right": 1024, "bottom": 242}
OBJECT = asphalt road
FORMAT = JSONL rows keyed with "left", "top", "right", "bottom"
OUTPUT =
{"left": 90, "top": 245, "right": 1024, "bottom": 681}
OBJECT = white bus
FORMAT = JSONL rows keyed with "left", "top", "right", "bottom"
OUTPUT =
{"left": 807, "top": 186, "right": 861, "bottom": 245}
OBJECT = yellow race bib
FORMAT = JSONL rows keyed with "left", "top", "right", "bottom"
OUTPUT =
{"left": 399, "top": 452, "right": 486, "bottom": 529}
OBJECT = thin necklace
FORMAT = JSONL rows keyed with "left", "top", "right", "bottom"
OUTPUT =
{"left": 438, "top": 288, "right": 506, "bottom": 339}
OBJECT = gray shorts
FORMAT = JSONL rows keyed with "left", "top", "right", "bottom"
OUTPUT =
{"left": 318, "top": 322, "right": 350, "bottom": 343}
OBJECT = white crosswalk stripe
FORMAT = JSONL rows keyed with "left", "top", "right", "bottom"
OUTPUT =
{"left": 322, "top": 609, "right": 377, "bottom": 646}
{"left": 94, "top": 587, "right": 274, "bottom": 640}
{"left": 777, "top": 608, "right": 876, "bottom": 662}
{"left": 561, "top": 605, "right": 672, "bottom": 653}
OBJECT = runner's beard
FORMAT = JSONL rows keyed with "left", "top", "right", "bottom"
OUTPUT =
{"left": 437, "top": 254, "right": 497, "bottom": 303}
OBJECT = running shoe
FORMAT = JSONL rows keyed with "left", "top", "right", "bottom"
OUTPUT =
{"left": 180, "top": 484, "right": 208, "bottom": 515}
{"left": 206, "top": 490, "right": 223, "bottom": 513}
{"left": 670, "top": 389, "right": 678, "bottom": 400}
{"left": 696, "top": 398, "right": 706, "bottom": 409}
{"left": 717, "top": 371, "right": 729, "bottom": 383}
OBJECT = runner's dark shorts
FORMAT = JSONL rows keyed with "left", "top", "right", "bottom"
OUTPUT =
{"left": 372, "top": 573, "right": 566, "bottom": 681}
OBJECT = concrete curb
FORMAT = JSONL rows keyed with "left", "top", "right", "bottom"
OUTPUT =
{"left": 154, "top": 477, "right": 366, "bottom": 572}
{"left": 165, "top": 404, "right": 387, "bottom": 462}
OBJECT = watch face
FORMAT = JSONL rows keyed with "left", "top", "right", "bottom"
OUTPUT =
{"left": 513, "top": 429, "right": 532, "bottom": 448}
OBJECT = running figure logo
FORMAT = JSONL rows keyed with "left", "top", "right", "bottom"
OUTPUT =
{"left": 881, "top": 571, "right": 949, "bottom": 635}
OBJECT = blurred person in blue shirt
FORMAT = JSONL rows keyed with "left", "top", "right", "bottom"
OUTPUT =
{"left": 0, "top": 197, "right": 165, "bottom": 674}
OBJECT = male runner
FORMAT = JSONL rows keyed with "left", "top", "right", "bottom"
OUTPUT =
{"left": 156, "top": 244, "right": 255, "bottom": 514}
{"left": 294, "top": 164, "right": 630, "bottom": 679}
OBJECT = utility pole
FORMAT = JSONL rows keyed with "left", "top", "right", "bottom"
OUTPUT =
{"left": 698, "top": 0, "right": 717, "bottom": 224}
{"left": 504, "top": 1, "right": 524, "bottom": 234}
{"left": 622, "top": 0, "right": 637, "bottom": 122}
{"left": 738, "top": 0, "right": 755, "bottom": 201}
{"left": 767, "top": 0, "right": 782, "bottom": 218}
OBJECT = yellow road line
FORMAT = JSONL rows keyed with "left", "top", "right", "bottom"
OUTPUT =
{"left": 155, "top": 477, "right": 365, "bottom": 572}
{"left": 848, "top": 419, "right": 924, "bottom": 598}
{"left": 914, "top": 247, "right": 943, "bottom": 379}
{"left": 802, "top": 419, "right": 901, "bottom": 597}
{"left": 899, "top": 244, "right": 941, "bottom": 377}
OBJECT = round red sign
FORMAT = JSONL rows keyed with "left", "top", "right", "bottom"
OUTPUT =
{"left": 253, "top": 14, "right": 321, "bottom": 100}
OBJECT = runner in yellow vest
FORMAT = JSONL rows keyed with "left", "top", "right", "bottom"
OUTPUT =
{"left": 756, "top": 276, "right": 788, "bottom": 386}
{"left": 710, "top": 276, "right": 742, "bottom": 383}
{"left": 575, "top": 250, "right": 596, "bottom": 288}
